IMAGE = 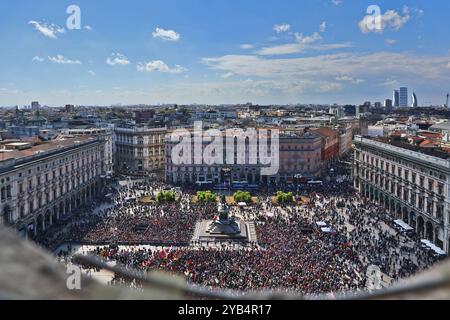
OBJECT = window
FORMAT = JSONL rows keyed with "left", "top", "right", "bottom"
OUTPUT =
{"left": 438, "top": 183, "right": 444, "bottom": 195}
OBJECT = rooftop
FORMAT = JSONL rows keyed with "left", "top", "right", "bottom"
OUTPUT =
{"left": 356, "top": 136, "right": 450, "bottom": 161}
{"left": 309, "top": 127, "right": 338, "bottom": 138}
{"left": 0, "top": 136, "right": 97, "bottom": 162}
{"left": 430, "top": 121, "right": 450, "bottom": 131}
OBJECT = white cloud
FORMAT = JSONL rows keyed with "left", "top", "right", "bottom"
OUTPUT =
{"left": 295, "top": 32, "right": 322, "bottom": 44}
{"left": 137, "top": 60, "right": 187, "bottom": 73}
{"left": 221, "top": 72, "right": 234, "bottom": 79}
{"left": 88, "top": 70, "right": 96, "bottom": 76}
{"left": 28, "top": 20, "right": 65, "bottom": 39}
{"left": 413, "top": 8, "right": 425, "bottom": 17}
{"left": 317, "top": 83, "right": 342, "bottom": 93}
{"left": 273, "top": 24, "right": 291, "bottom": 33}
{"left": 359, "top": 6, "right": 411, "bottom": 33}
{"left": 106, "top": 53, "right": 131, "bottom": 66}
{"left": 385, "top": 39, "right": 397, "bottom": 45}
{"left": 32, "top": 56, "right": 45, "bottom": 62}
{"left": 257, "top": 44, "right": 305, "bottom": 56}
{"left": 331, "top": 0, "right": 343, "bottom": 5}
{"left": 259, "top": 22, "right": 353, "bottom": 56}
{"left": 48, "top": 55, "right": 82, "bottom": 65}
{"left": 240, "top": 44, "right": 254, "bottom": 50}
{"left": 84, "top": 25, "right": 93, "bottom": 31}
{"left": 202, "top": 52, "right": 450, "bottom": 82}
{"left": 257, "top": 41, "right": 352, "bottom": 56}
{"left": 336, "top": 75, "right": 365, "bottom": 84}
{"left": 152, "top": 27, "right": 181, "bottom": 41}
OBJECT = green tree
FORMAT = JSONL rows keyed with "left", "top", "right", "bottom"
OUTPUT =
{"left": 233, "top": 190, "right": 252, "bottom": 203}
{"left": 156, "top": 190, "right": 176, "bottom": 203}
{"left": 276, "top": 191, "right": 293, "bottom": 204}
{"left": 197, "top": 191, "right": 217, "bottom": 203}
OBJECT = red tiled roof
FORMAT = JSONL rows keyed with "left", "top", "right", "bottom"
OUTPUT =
{"left": 419, "top": 140, "right": 439, "bottom": 148}
{"left": 310, "top": 127, "right": 338, "bottom": 138}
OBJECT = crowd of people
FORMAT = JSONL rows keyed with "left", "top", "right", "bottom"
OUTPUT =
{"left": 83, "top": 212, "right": 366, "bottom": 295}
{"left": 36, "top": 179, "right": 220, "bottom": 249}
{"left": 35, "top": 157, "right": 445, "bottom": 296}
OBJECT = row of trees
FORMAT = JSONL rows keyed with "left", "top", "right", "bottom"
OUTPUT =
{"left": 160, "top": 189, "right": 292, "bottom": 205}
{"left": 196, "top": 190, "right": 253, "bottom": 204}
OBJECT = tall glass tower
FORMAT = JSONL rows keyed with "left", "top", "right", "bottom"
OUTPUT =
{"left": 399, "top": 87, "right": 408, "bottom": 107}
{"left": 393, "top": 90, "right": 400, "bottom": 107}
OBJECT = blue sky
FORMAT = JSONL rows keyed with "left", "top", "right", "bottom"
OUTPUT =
{"left": 0, "top": 0, "right": 449, "bottom": 106}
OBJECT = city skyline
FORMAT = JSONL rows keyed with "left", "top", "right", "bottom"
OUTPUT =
{"left": 0, "top": 0, "right": 450, "bottom": 106}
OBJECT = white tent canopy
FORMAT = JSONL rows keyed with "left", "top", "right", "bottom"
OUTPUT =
{"left": 394, "top": 220, "right": 414, "bottom": 231}
{"left": 421, "top": 239, "right": 446, "bottom": 255}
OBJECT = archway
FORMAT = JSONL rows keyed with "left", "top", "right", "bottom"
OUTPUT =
{"left": 36, "top": 214, "right": 45, "bottom": 235}
{"left": 402, "top": 208, "right": 408, "bottom": 222}
{"left": 410, "top": 212, "right": 416, "bottom": 227}
{"left": 59, "top": 202, "right": 65, "bottom": 219}
{"left": 27, "top": 223, "right": 35, "bottom": 238}
{"left": 45, "top": 210, "right": 52, "bottom": 227}
{"left": 425, "top": 221, "right": 434, "bottom": 242}
{"left": 52, "top": 206, "right": 58, "bottom": 222}
{"left": 435, "top": 227, "right": 443, "bottom": 249}
{"left": 417, "top": 216, "right": 424, "bottom": 237}
{"left": 448, "top": 236, "right": 450, "bottom": 254}
{"left": 396, "top": 205, "right": 401, "bottom": 219}
{"left": 2, "top": 205, "right": 11, "bottom": 226}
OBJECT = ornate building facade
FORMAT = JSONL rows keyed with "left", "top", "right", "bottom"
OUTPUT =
{"left": 165, "top": 129, "right": 323, "bottom": 185}
{"left": 114, "top": 126, "right": 167, "bottom": 175}
{"left": 353, "top": 136, "right": 450, "bottom": 253}
{"left": 0, "top": 136, "right": 107, "bottom": 238}
{"left": 61, "top": 127, "right": 114, "bottom": 175}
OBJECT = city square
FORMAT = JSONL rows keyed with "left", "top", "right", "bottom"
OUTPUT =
{"left": 26, "top": 157, "right": 442, "bottom": 296}
{"left": 1, "top": 0, "right": 450, "bottom": 306}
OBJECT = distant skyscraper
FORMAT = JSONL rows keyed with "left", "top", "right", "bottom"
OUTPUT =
{"left": 412, "top": 92, "right": 418, "bottom": 107}
{"left": 393, "top": 90, "right": 400, "bottom": 107}
{"left": 31, "top": 101, "right": 40, "bottom": 112}
{"left": 384, "top": 99, "right": 393, "bottom": 109}
{"left": 399, "top": 87, "right": 408, "bottom": 107}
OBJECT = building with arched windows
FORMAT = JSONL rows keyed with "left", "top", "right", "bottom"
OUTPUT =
{"left": 114, "top": 126, "right": 167, "bottom": 175}
{"left": 0, "top": 136, "right": 107, "bottom": 238}
{"left": 353, "top": 136, "right": 450, "bottom": 254}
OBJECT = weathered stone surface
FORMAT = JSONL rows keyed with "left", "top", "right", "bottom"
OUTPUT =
{"left": 1, "top": 226, "right": 450, "bottom": 300}
{"left": 0, "top": 227, "right": 183, "bottom": 300}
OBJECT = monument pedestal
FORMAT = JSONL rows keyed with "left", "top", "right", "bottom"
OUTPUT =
{"left": 191, "top": 197, "right": 256, "bottom": 244}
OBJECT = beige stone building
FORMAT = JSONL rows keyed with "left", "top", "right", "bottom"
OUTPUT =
{"left": 0, "top": 136, "right": 107, "bottom": 237}
{"left": 114, "top": 126, "right": 167, "bottom": 175}
{"left": 353, "top": 135, "right": 450, "bottom": 253}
